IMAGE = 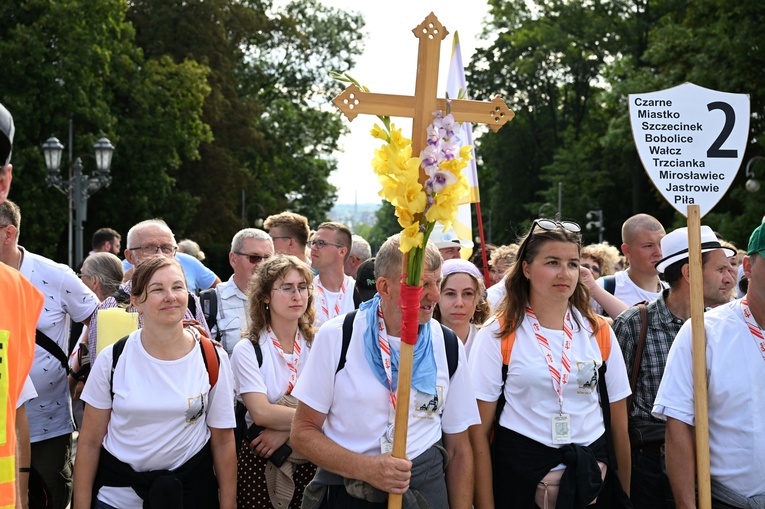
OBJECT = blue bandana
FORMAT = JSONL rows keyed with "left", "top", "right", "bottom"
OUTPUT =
{"left": 361, "top": 294, "right": 437, "bottom": 395}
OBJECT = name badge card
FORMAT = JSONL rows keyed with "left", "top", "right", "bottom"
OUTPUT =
{"left": 552, "top": 414, "right": 572, "bottom": 444}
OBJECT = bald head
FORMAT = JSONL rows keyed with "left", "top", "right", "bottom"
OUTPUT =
{"left": 622, "top": 214, "right": 664, "bottom": 244}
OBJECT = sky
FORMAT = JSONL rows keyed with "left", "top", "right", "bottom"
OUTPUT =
{"left": 319, "top": 0, "right": 493, "bottom": 204}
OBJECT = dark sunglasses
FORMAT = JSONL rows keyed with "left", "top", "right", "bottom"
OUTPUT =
{"left": 235, "top": 252, "right": 270, "bottom": 264}
{"left": 581, "top": 263, "right": 601, "bottom": 274}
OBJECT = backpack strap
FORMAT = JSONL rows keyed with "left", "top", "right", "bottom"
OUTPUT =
{"left": 199, "top": 288, "right": 218, "bottom": 339}
{"left": 187, "top": 293, "right": 197, "bottom": 319}
{"left": 602, "top": 275, "right": 616, "bottom": 296}
{"left": 593, "top": 315, "right": 611, "bottom": 360}
{"left": 336, "top": 310, "right": 357, "bottom": 374}
{"left": 440, "top": 324, "right": 459, "bottom": 378}
{"left": 252, "top": 340, "right": 263, "bottom": 367}
{"left": 35, "top": 330, "right": 74, "bottom": 377}
{"left": 626, "top": 304, "right": 648, "bottom": 411}
{"left": 199, "top": 335, "right": 220, "bottom": 388}
{"left": 110, "top": 335, "right": 130, "bottom": 400}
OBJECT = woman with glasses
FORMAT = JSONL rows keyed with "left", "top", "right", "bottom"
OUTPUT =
{"left": 230, "top": 255, "right": 316, "bottom": 508}
{"left": 434, "top": 258, "right": 491, "bottom": 357}
{"left": 73, "top": 256, "right": 237, "bottom": 509}
{"left": 468, "top": 219, "right": 632, "bottom": 509}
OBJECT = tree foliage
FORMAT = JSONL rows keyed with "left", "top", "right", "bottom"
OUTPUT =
{"left": 470, "top": 0, "right": 765, "bottom": 248}
{"left": 0, "top": 0, "right": 363, "bottom": 262}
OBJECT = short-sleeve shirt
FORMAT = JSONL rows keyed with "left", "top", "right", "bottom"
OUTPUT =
{"left": 81, "top": 329, "right": 235, "bottom": 508}
{"left": 652, "top": 300, "right": 765, "bottom": 497}
{"left": 20, "top": 247, "right": 98, "bottom": 442}
{"left": 230, "top": 329, "right": 311, "bottom": 427}
{"left": 469, "top": 308, "right": 631, "bottom": 448}
{"left": 292, "top": 312, "right": 480, "bottom": 460}
{"left": 592, "top": 270, "right": 664, "bottom": 315}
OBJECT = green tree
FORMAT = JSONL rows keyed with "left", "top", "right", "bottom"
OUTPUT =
{"left": 0, "top": 0, "right": 211, "bottom": 260}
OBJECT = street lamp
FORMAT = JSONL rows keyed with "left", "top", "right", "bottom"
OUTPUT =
{"left": 43, "top": 136, "right": 115, "bottom": 267}
{"left": 745, "top": 156, "right": 765, "bottom": 193}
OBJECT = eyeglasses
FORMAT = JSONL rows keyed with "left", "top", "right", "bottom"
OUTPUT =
{"left": 518, "top": 218, "right": 582, "bottom": 259}
{"left": 273, "top": 284, "right": 312, "bottom": 296}
{"left": 235, "top": 252, "right": 270, "bottom": 264}
{"left": 581, "top": 263, "right": 601, "bottom": 275}
{"left": 308, "top": 239, "right": 342, "bottom": 250}
{"left": 128, "top": 245, "right": 178, "bottom": 256}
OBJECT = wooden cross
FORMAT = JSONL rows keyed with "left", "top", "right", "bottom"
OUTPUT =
{"left": 331, "top": 13, "right": 513, "bottom": 509}
{"left": 333, "top": 12, "right": 514, "bottom": 182}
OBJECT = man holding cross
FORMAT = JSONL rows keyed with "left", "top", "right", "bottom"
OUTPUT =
{"left": 291, "top": 234, "right": 479, "bottom": 508}
{"left": 652, "top": 222, "right": 765, "bottom": 508}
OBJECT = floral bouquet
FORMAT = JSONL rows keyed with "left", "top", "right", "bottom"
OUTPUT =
{"left": 371, "top": 112, "right": 472, "bottom": 286}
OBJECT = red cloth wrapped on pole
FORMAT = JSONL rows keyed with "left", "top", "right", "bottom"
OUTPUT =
{"left": 399, "top": 283, "right": 423, "bottom": 346}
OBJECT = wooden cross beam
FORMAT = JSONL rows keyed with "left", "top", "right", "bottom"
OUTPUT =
{"left": 331, "top": 14, "right": 513, "bottom": 509}
{"left": 332, "top": 12, "right": 514, "bottom": 183}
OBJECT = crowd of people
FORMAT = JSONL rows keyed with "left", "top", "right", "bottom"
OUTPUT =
{"left": 2, "top": 99, "right": 765, "bottom": 509}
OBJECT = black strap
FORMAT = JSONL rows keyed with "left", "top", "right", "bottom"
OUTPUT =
{"left": 597, "top": 362, "right": 618, "bottom": 469}
{"left": 627, "top": 304, "right": 648, "bottom": 412}
{"left": 35, "top": 330, "right": 73, "bottom": 376}
{"left": 603, "top": 275, "right": 616, "bottom": 295}
{"left": 110, "top": 335, "right": 130, "bottom": 400}
{"left": 336, "top": 310, "right": 458, "bottom": 378}
{"left": 253, "top": 340, "right": 263, "bottom": 366}
{"left": 337, "top": 310, "right": 357, "bottom": 374}
{"left": 199, "top": 288, "right": 219, "bottom": 340}
{"left": 441, "top": 324, "right": 459, "bottom": 378}
{"left": 187, "top": 293, "right": 196, "bottom": 318}
{"left": 234, "top": 340, "right": 263, "bottom": 450}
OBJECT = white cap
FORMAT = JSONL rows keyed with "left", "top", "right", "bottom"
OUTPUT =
{"left": 431, "top": 222, "right": 473, "bottom": 250}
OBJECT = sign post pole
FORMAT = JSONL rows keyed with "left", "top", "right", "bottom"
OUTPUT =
{"left": 629, "top": 82, "right": 750, "bottom": 509}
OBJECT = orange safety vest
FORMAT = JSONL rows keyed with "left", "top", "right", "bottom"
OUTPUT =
{"left": 0, "top": 265, "right": 43, "bottom": 509}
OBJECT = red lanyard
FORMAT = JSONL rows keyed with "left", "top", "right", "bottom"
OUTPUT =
{"left": 741, "top": 299, "right": 765, "bottom": 360}
{"left": 316, "top": 276, "right": 349, "bottom": 321}
{"left": 267, "top": 326, "right": 302, "bottom": 395}
{"left": 526, "top": 306, "right": 574, "bottom": 413}
{"left": 376, "top": 306, "right": 397, "bottom": 410}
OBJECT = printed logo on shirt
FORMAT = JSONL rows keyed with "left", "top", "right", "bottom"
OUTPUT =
{"left": 185, "top": 393, "right": 206, "bottom": 424}
{"left": 575, "top": 360, "right": 601, "bottom": 394}
{"left": 413, "top": 386, "right": 444, "bottom": 419}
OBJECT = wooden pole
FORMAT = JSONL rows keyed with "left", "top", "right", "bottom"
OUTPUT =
{"left": 388, "top": 15, "right": 445, "bottom": 509}
{"left": 687, "top": 204, "right": 711, "bottom": 508}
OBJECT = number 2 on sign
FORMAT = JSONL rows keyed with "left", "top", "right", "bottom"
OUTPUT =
{"left": 707, "top": 101, "right": 737, "bottom": 158}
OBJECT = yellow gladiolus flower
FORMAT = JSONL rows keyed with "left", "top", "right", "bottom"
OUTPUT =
{"left": 459, "top": 145, "right": 474, "bottom": 160}
{"left": 371, "top": 124, "right": 389, "bottom": 142}
{"left": 399, "top": 223, "right": 424, "bottom": 254}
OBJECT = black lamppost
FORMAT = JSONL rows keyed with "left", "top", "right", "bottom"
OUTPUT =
{"left": 43, "top": 136, "right": 114, "bottom": 267}
{"left": 745, "top": 156, "right": 765, "bottom": 193}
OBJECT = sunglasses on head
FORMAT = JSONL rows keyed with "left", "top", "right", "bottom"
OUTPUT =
{"left": 518, "top": 218, "right": 582, "bottom": 257}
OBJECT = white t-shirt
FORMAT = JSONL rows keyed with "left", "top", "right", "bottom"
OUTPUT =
{"left": 81, "top": 329, "right": 236, "bottom": 508}
{"left": 592, "top": 270, "right": 664, "bottom": 315}
{"left": 20, "top": 247, "right": 98, "bottom": 442}
{"left": 230, "top": 329, "right": 311, "bottom": 426}
{"left": 487, "top": 277, "right": 507, "bottom": 310}
{"left": 652, "top": 300, "right": 765, "bottom": 497}
{"left": 292, "top": 312, "right": 480, "bottom": 460}
{"left": 212, "top": 277, "right": 249, "bottom": 356}
{"left": 313, "top": 275, "right": 356, "bottom": 328}
{"left": 17, "top": 376, "right": 37, "bottom": 408}
{"left": 463, "top": 324, "right": 479, "bottom": 358}
{"left": 469, "top": 309, "right": 630, "bottom": 448}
